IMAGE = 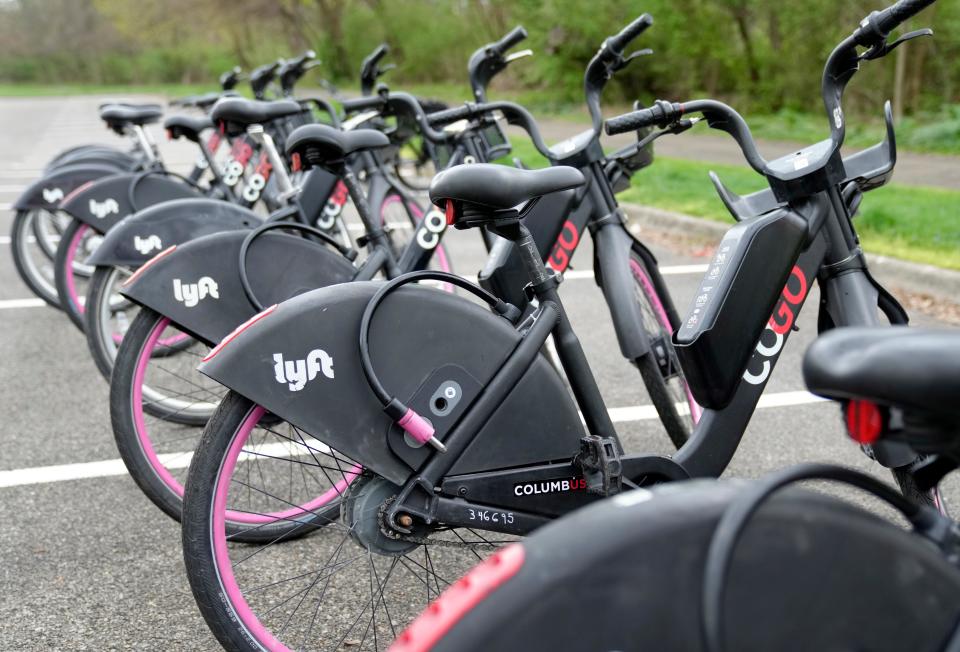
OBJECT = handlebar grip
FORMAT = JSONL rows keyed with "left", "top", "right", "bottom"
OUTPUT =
{"left": 604, "top": 100, "right": 681, "bottom": 135}
{"left": 607, "top": 14, "right": 653, "bottom": 53}
{"left": 369, "top": 44, "right": 389, "bottom": 65}
{"left": 341, "top": 95, "right": 384, "bottom": 113}
{"left": 875, "top": 0, "right": 936, "bottom": 33}
{"left": 494, "top": 26, "right": 528, "bottom": 54}
{"left": 426, "top": 104, "right": 474, "bottom": 127}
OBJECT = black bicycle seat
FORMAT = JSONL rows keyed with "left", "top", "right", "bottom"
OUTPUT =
{"left": 285, "top": 124, "right": 390, "bottom": 168}
{"left": 99, "top": 103, "right": 163, "bottom": 128}
{"left": 164, "top": 115, "right": 214, "bottom": 143}
{"left": 429, "top": 164, "right": 585, "bottom": 212}
{"left": 803, "top": 327, "right": 960, "bottom": 417}
{"left": 211, "top": 98, "right": 302, "bottom": 135}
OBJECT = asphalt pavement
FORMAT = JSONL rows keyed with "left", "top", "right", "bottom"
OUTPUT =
{"left": 0, "top": 96, "right": 955, "bottom": 650}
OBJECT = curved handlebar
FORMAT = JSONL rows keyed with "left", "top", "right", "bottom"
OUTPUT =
{"left": 428, "top": 100, "right": 554, "bottom": 159}
{"left": 862, "top": 0, "right": 936, "bottom": 41}
{"left": 360, "top": 44, "right": 392, "bottom": 96}
{"left": 606, "top": 99, "right": 767, "bottom": 173}
{"left": 583, "top": 14, "right": 654, "bottom": 137}
{"left": 607, "top": 14, "right": 653, "bottom": 54}
{"left": 493, "top": 26, "right": 528, "bottom": 55}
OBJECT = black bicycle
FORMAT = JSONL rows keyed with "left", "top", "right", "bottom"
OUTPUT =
{"left": 404, "top": 323, "right": 960, "bottom": 652}
{"left": 178, "top": 2, "right": 944, "bottom": 649}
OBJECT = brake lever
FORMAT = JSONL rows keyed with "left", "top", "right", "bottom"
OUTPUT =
{"left": 633, "top": 117, "right": 701, "bottom": 150}
{"left": 505, "top": 49, "right": 534, "bottom": 63}
{"left": 376, "top": 63, "right": 397, "bottom": 77}
{"left": 860, "top": 28, "right": 933, "bottom": 61}
{"left": 611, "top": 48, "right": 653, "bottom": 73}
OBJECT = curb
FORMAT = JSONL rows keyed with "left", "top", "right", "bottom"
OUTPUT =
{"left": 623, "top": 203, "right": 960, "bottom": 303}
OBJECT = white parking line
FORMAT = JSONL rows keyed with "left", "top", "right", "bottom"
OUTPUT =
{"left": 0, "top": 391, "right": 827, "bottom": 489}
{"left": 1, "top": 203, "right": 11, "bottom": 211}
{"left": 0, "top": 264, "right": 706, "bottom": 310}
{"left": 0, "top": 298, "right": 47, "bottom": 309}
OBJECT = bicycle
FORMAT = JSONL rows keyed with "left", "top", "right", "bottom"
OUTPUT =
{"left": 10, "top": 67, "right": 242, "bottom": 308}
{"left": 397, "top": 323, "right": 960, "bottom": 652}
{"left": 179, "top": 3, "right": 942, "bottom": 648}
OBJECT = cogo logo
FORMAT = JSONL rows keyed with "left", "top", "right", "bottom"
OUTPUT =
{"left": 547, "top": 220, "right": 580, "bottom": 272}
{"left": 743, "top": 265, "right": 809, "bottom": 386}
{"left": 415, "top": 208, "right": 447, "bottom": 250}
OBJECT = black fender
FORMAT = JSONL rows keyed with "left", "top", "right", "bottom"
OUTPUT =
{"left": 85, "top": 198, "right": 262, "bottom": 268}
{"left": 59, "top": 171, "right": 200, "bottom": 233}
{"left": 121, "top": 229, "right": 356, "bottom": 346}
{"left": 47, "top": 151, "right": 136, "bottom": 173}
{"left": 12, "top": 163, "right": 120, "bottom": 212}
{"left": 592, "top": 224, "right": 656, "bottom": 360}
{"left": 198, "top": 282, "right": 584, "bottom": 485}
{"left": 46, "top": 145, "right": 134, "bottom": 172}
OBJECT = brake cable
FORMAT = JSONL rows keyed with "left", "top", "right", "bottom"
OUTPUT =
{"left": 358, "top": 271, "right": 521, "bottom": 453}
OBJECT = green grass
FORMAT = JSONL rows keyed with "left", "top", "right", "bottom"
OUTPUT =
{"left": 503, "top": 138, "right": 960, "bottom": 271}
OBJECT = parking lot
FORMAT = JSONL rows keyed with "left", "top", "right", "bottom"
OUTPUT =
{"left": 0, "top": 96, "right": 955, "bottom": 650}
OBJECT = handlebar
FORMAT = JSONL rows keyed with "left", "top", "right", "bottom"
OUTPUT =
{"left": 582, "top": 14, "right": 654, "bottom": 140}
{"left": 860, "top": 0, "right": 936, "bottom": 41}
{"left": 607, "top": 14, "right": 653, "bottom": 54}
{"left": 427, "top": 100, "right": 554, "bottom": 158}
{"left": 493, "top": 26, "right": 527, "bottom": 55}
{"left": 250, "top": 60, "right": 283, "bottom": 99}
{"left": 279, "top": 51, "right": 318, "bottom": 95}
{"left": 468, "top": 26, "right": 529, "bottom": 103}
{"left": 606, "top": 99, "right": 767, "bottom": 173}
{"left": 822, "top": 0, "right": 935, "bottom": 147}
{"left": 219, "top": 66, "right": 243, "bottom": 91}
{"left": 360, "top": 44, "right": 392, "bottom": 96}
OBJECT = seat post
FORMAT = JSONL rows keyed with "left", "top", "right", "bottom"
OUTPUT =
{"left": 246, "top": 124, "right": 296, "bottom": 201}
{"left": 490, "top": 221, "right": 620, "bottom": 445}
{"left": 131, "top": 125, "right": 157, "bottom": 164}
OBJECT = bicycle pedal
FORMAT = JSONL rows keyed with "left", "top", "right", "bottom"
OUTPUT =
{"left": 576, "top": 435, "right": 623, "bottom": 496}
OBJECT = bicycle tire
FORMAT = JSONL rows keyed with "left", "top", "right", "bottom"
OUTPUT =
{"left": 11, "top": 209, "right": 61, "bottom": 308}
{"left": 53, "top": 217, "right": 94, "bottom": 330}
{"left": 629, "top": 252, "right": 699, "bottom": 448}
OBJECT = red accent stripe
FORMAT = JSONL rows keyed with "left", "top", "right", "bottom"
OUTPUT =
{"left": 445, "top": 199, "right": 456, "bottom": 226}
{"left": 202, "top": 304, "right": 278, "bottom": 362}
{"left": 121, "top": 245, "right": 178, "bottom": 288}
{"left": 389, "top": 544, "right": 525, "bottom": 652}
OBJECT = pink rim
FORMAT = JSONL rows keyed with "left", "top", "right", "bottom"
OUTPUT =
{"left": 381, "top": 194, "right": 453, "bottom": 283}
{"left": 107, "top": 268, "right": 191, "bottom": 347}
{"left": 211, "top": 405, "right": 360, "bottom": 650}
{"left": 132, "top": 317, "right": 356, "bottom": 524}
{"left": 64, "top": 223, "right": 90, "bottom": 316}
{"left": 133, "top": 318, "right": 357, "bottom": 522}
{"left": 629, "top": 259, "right": 703, "bottom": 424}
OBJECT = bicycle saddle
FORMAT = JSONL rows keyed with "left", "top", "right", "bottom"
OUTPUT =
{"left": 803, "top": 327, "right": 960, "bottom": 417}
{"left": 284, "top": 124, "right": 389, "bottom": 168}
{"left": 164, "top": 115, "right": 213, "bottom": 143}
{"left": 99, "top": 103, "right": 163, "bottom": 128}
{"left": 192, "top": 91, "right": 239, "bottom": 110}
{"left": 429, "top": 163, "right": 585, "bottom": 213}
{"left": 210, "top": 97, "right": 302, "bottom": 136}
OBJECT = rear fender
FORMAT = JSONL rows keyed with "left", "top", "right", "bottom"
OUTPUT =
{"left": 197, "top": 283, "right": 581, "bottom": 485}
{"left": 47, "top": 151, "right": 135, "bottom": 172}
{"left": 59, "top": 172, "right": 200, "bottom": 232}
{"left": 121, "top": 229, "right": 356, "bottom": 346}
{"left": 12, "top": 163, "right": 119, "bottom": 212}
{"left": 85, "top": 198, "right": 261, "bottom": 268}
